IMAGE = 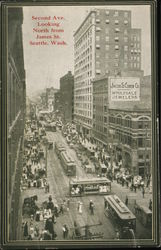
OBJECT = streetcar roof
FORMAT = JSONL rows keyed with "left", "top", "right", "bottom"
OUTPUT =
{"left": 136, "top": 203, "right": 152, "bottom": 214}
{"left": 61, "top": 151, "right": 75, "bottom": 164}
{"left": 70, "top": 177, "right": 111, "bottom": 185}
{"left": 104, "top": 195, "right": 136, "bottom": 220}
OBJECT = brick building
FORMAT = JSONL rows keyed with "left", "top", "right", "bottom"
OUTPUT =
{"left": 93, "top": 74, "right": 151, "bottom": 176}
{"left": 74, "top": 8, "right": 141, "bottom": 136}
{"left": 60, "top": 71, "right": 74, "bottom": 122}
{"left": 7, "top": 8, "right": 26, "bottom": 240}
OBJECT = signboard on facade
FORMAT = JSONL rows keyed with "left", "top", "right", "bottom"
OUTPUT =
{"left": 109, "top": 77, "right": 140, "bottom": 101}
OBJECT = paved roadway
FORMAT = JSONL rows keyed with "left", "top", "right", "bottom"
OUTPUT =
{"left": 19, "top": 129, "right": 152, "bottom": 241}
{"left": 46, "top": 130, "right": 152, "bottom": 240}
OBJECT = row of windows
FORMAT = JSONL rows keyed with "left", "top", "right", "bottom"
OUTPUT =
{"left": 75, "top": 87, "right": 92, "bottom": 95}
{"left": 109, "top": 116, "right": 150, "bottom": 129}
{"left": 93, "top": 114, "right": 108, "bottom": 123}
{"left": 96, "top": 10, "right": 129, "bottom": 18}
{"left": 75, "top": 109, "right": 92, "bottom": 118}
{"left": 95, "top": 19, "right": 129, "bottom": 25}
{"left": 93, "top": 123, "right": 108, "bottom": 133}
{"left": 96, "top": 27, "right": 121, "bottom": 32}
{"left": 75, "top": 115, "right": 92, "bottom": 125}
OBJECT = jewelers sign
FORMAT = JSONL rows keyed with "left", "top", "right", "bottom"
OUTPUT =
{"left": 109, "top": 77, "right": 140, "bottom": 101}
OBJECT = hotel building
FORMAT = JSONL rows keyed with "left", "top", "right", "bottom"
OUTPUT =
{"left": 74, "top": 8, "right": 141, "bottom": 136}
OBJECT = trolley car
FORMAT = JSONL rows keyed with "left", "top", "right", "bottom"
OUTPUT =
{"left": 55, "top": 142, "right": 66, "bottom": 158}
{"left": 60, "top": 151, "right": 76, "bottom": 176}
{"left": 104, "top": 195, "right": 136, "bottom": 237}
{"left": 69, "top": 177, "right": 111, "bottom": 196}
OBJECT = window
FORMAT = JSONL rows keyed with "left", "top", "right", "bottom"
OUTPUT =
{"left": 105, "top": 36, "right": 109, "bottom": 42}
{"left": 96, "top": 61, "right": 100, "bottom": 67}
{"left": 115, "top": 62, "right": 119, "bottom": 67}
{"left": 96, "top": 10, "right": 100, "bottom": 16}
{"left": 115, "top": 20, "right": 119, "bottom": 24}
{"left": 104, "top": 127, "right": 107, "bottom": 133}
{"left": 115, "top": 28, "right": 120, "bottom": 32}
{"left": 124, "top": 62, "right": 128, "bottom": 68}
{"left": 138, "top": 138, "right": 143, "bottom": 147}
{"left": 124, "top": 12, "right": 128, "bottom": 18}
{"left": 124, "top": 45, "right": 128, "bottom": 51}
{"left": 105, "top": 28, "right": 109, "bottom": 34}
{"left": 96, "top": 69, "right": 101, "bottom": 74}
{"left": 115, "top": 45, "right": 119, "bottom": 50}
{"left": 114, "top": 11, "right": 119, "bottom": 17}
{"left": 137, "top": 56, "right": 140, "bottom": 62}
{"left": 106, "top": 45, "right": 109, "bottom": 51}
{"left": 104, "top": 117, "right": 107, "bottom": 123}
{"left": 138, "top": 121, "right": 143, "bottom": 129}
{"left": 115, "top": 37, "right": 119, "bottom": 41}
{"left": 105, "top": 19, "right": 110, "bottom": 24}
{"left": 124, "top": 36, "right": 128, "bottom": 42}
{"left": 96, "top": 36, "right": 100, "bottom": 41}
{"left": 104, "top": 106, "right": 107, "bottom": 112}
{"left": 96, "top": 27, "right": 101, "bottom": 32}
{"left": 96, "top": 44, "right": 100, "bottom": 49}
{"left": 124, "top": 20, "right": 128, "bottom": 25}
{"left": 134, "top": 63, "right": 136, "bottom": 68}
{"left": 115, "top": 53, "right": 119, "bottom": 59}
{"left": 105, "top": 10, "right": 110, "bottom": 15}
{"left": 96, "top": 19, "right": 100, "bottom": 23}
{"left": 139, "top": 154, "right": 144, "bottom": 159}
{"left": 124, "top": 54, "right": 128, "bottom": 60}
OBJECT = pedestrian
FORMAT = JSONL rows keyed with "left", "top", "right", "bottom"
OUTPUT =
{"left": 125, "top": 196, "right": 128, "bottom": 206}
{"left": 64, "top": 224, "right": 69, "bottom": 238}
{"left": 23, "top": 221, "right": 28, "bottom": 238}
{"left": 67, "top": 198, "right": 70, "bottom": 211}
{"left": 79, "top": 202, "right": 83, "bottom": 214}
{"left": 149, "top": 199, "right": 152, "bottom": 210}
{"left": 77, "top": 201, "right": 81, "bottom": 211}
{"left": 142, "top": 187, "right": 145, "bottom": 198}
{"left": 62, "top": 224, "right": 67, "bottom": 239}
{"left": 59, "top": 203, "right": 64, "bottom": 214}
{"left": 90, "top": 202, "right": 94, "bottom": 215}
{"left": 89, "top": 200, "right": 93, "bottom": 210}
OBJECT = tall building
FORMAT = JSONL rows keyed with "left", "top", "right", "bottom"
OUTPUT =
{"left": 74, "top": 9, "right": 141, "bottom": 136}
{"left": 7, "top": 8, "right": 26, "bottom": 240}
{"left": 46, "top": 87, "right": 59, "bottom": 112}
{"left": 60, "top": 71, "right": 74, "bottom": 122}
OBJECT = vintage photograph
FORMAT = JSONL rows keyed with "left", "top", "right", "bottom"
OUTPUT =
{"left": 4, "top": 1, "right": 159, "bottom": 247}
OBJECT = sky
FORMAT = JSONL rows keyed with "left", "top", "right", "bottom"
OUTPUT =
{"left": 22, "top": 5, "right": 151, "bottom": 97}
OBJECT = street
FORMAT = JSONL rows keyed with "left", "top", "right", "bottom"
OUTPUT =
{"left": 19, "top": 129, "right": 152, "bottom": 240}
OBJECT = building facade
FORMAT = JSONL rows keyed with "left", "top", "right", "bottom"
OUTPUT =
{"left": 60, "top": 71, "right": 74, "bottom": 122}
{"left": 108, "top": 109, "right": 151, "bottom": 177}
{"left": 93, "top": 74, "right": 151, "bottom": 176}
{"left": 7, "top": 8, "right": 26, "bottom": 240}
{"left": 74, "top": 9, "right": 141, "bottom": 136}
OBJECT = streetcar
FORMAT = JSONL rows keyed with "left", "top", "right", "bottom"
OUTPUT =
{"left": 134, "top": 202, "right": 152, "bottom": 227}
{"left": 55, "top": 142, "right": 66, "bottom": 158}
{"left": 69, "top": 177, "right": 111, "bottom": 196}
{"left": 104, "top": 195, "right": 136, "bottom": 238}
{"left": 59, "top": 151, "right": 76, "bottom": 176}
